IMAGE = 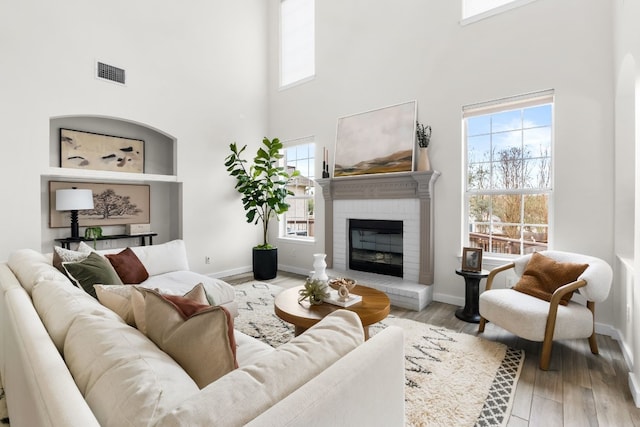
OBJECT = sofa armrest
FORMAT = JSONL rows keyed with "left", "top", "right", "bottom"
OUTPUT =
{"left": 246, "top": 325, "right": 405, "bottom": 427}
{"left": 3, "top": 287, "right": 100, "bottom": 427}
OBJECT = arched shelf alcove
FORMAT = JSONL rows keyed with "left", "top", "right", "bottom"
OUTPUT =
{"left": 41, "top": 115, "right": 182, "bottom": 253}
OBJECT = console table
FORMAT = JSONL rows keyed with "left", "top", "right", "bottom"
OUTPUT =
{"left": 55, "top": 233, "right": 157, "bottom": 249}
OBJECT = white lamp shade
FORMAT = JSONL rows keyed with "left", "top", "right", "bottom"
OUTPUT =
{"left": 56, "top": 189, "right": 94, "bottom": 211}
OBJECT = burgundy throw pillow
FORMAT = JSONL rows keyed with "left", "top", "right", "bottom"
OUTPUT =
{"left": 106, "top": 248, "right": 149, "bottom": 284}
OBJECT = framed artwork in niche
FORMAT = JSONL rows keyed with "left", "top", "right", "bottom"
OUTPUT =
{"left": 49, "top": 181, "right": 150, "bottom": 228}
{"left": 333, "top": 100, "right": 416, "bottom": 177}
{"left": 60, "top": 128, "right": 145, "bottom": 173}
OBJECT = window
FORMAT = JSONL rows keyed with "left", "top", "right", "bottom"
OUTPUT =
{"left": 280, "top": 0, "right": 315, "bottom": 87}
{"left": 464, "top": 91, "right": 553, "bottom": 255}
{"left": 282, "top": 138, "right": 315, "bottom": 239}
{"left": 462, "top": 0, "right": 537, "bottom": 22}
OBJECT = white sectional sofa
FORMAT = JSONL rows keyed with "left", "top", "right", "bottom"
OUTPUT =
{"left": 0, "top": 240, "right": 405, "bottom": 426}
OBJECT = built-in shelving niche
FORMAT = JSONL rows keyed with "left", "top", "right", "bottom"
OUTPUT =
{"left": 41, "top": 116, "right": 181, "bottom": 253}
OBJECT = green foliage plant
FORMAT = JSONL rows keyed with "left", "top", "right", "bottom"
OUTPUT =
{"left": 225, "top": 137, "right": 300, "bottom": 250}
{"left": 298, "top": 278, "right": 329, "bottom": 305}
{"left": 84, "top": 226, "right": 103, "bottom": 249}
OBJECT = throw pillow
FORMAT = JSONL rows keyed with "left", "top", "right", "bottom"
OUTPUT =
{"left": 52, "top": 245, "right": 91, "bottom": 273}
{"left": 513, "top": 252, "right": 589, "bottom": 305}
{"left": 105, "top": 248, "right": 149, "bottom": 284}
{"left": 63, "top": 252, "right": 124, "bottom": 298}
{"left": 94, "top": 284, "right": 136, "bottom": 325}
{"left": 142, "top": 287, "right": 238, "bottom": 389}
{"left": 131, "top": 283, "right": 207, "bottom": 334}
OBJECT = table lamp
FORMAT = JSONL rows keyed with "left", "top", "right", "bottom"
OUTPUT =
{"left": 56, "top": 188, "right": 94, "bottom": 239}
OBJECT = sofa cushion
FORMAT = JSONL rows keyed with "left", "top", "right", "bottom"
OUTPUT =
{"left": 32, "top": 280, "right": 123, "bottom": 353}
{"left": 52, "top": 245, "right": 91, "bottom": 274}
{"left": 140, "top": 287, "right": 238, "bottom": 388}
{"left": 158, "top": 310, "right": 364, "bottom": 426}
{"left": 8, "top": 249, "right": 68, "bottom": 294}
{"left": 129, "top": 239, "right": 190, "bottom": 276}
{"left": 63, "top": 252, "right": 124, "bottom": 298}
{"left": 105, "top": 247, "right": 149, "bottom": 284}
{"left": 94, "top": 285, "right": 136, "bottom": 325}
{"left": 140, "top": 270, "right": 236, "bottom": 306}
{"left": 64, "top": 312, "right": 200, "bottom": 427}
{"left": 513, "top": 252, "right": 589, "bottom": 305}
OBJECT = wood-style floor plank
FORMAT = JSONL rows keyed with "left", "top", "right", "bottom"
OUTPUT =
{"left": 222, "top": 271, "right": 640, "bottom": 426}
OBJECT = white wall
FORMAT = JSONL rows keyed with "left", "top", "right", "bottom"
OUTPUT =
{"left": 0, "top": 0, "right": 268, "bottom": 274}
{"left": 614, "top": 0, "right": 640, "bottom": 407}
{"left": 268, "top": 0, "right": 615, "bottom": 322}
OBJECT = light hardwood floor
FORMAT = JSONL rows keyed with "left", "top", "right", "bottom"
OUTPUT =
{"left": 223, "top": 271, "right": 640, "bottom": 427}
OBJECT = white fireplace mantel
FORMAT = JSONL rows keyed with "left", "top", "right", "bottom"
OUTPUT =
{"left": 317, "top": 171, "right": 440, "bottom": 286}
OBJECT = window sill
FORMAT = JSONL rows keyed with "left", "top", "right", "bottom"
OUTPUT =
{"left": 277, "top": 236, "right": 316, "bottom": 245}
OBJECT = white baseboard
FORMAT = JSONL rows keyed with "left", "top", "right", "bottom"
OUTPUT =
{"left": 208, "top": 265, "right": 252, "bottom": 279}
{"left": 433, "top": 293, "right": 465, "bottom": 307}
{"left": 278, "top": 264, "right": 310, "bottom": 276}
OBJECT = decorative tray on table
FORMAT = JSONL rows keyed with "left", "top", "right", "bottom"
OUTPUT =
{"left": 323, "top": 278, "right": 361, "bottom": 307}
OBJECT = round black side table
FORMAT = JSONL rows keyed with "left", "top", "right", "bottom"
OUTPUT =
{"left": 455, "top": 268, "right": 490, "bottom": 323}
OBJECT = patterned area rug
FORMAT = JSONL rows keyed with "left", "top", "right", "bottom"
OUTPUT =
{"left": 0, "top": 378, "right": 8, "bottom": 426}
{"left": 234, "top": 282, "right": 524, "bottom": 427}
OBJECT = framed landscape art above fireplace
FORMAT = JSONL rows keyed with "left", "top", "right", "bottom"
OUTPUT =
{"left": 333, "top": 100, "right": 416, "bottom": 177}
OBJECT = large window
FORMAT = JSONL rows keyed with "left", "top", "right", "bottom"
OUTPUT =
{"left": 282, "top": 138, "right": 315, "bottom": 239}
{"left": 280, "top": 0, "right": 315, "bottom": 87}
{"left": 464, "top": 91, "right": 553, "bottom": 255}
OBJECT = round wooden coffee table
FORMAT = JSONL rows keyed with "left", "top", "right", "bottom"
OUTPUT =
{"left": 274, "top": 284, "right": 390, "bottom": 340}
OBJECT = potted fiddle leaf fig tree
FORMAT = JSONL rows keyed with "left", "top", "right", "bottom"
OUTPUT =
{"left": 224, "top": 137, "right": 299, "bottom": 280}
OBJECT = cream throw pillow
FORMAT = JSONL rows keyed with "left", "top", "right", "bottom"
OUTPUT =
{"left": 94, "top": 285, "right": 136, "bottom": 326}
{"left": 141, "top": 288, "right": 238, "bottom": 389}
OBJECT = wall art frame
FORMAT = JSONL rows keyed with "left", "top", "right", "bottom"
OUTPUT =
{"left": 60, "top": 128, "right": 145, "bottom": 173}
{"left": 461, "top": 247, "right": 483, "bottom": 272}
{"left": 333, "top": 100, "right": 416, "bottom": 177}
{"left": 49, "top": 181, "right": 150, "bottom": 228}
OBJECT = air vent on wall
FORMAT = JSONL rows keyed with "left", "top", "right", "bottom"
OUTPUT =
{"left": 96, "top": 61, "right": 126, "bottom": 85}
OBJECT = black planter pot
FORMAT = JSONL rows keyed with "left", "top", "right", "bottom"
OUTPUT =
{"left": 252, "top": 247, "right": 278, "bottom": 280}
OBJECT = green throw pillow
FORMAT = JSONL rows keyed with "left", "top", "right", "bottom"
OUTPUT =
{"left": 63, "top": 252, "right": 124, "bottom": 298}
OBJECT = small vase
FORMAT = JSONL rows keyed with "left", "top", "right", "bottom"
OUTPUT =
{"left": 311, "top": 253, "right": 328, "bottom": 282}
{"left": 417, "top": 147, "right": 431, "bottom": 171}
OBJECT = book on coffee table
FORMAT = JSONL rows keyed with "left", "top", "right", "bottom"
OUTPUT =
{"left": 323, "top": 290, "right": 362, "bottom": 307}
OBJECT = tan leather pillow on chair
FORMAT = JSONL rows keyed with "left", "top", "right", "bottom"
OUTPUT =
{"left": 513, "top": 252, "right": 588, "bottom": 305}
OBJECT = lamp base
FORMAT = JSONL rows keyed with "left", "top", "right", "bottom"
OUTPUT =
{"left": 70, "top": 210, "right": 80, "bottom": 239}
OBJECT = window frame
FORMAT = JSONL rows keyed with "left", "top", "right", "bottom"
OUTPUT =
{"left": 280, "top": 136, "right": 316, "bottom": 242}
{"left": 279, "top": 0, "right": 315, "bottom": 89}
{"left": 463, "top": 90, "right": 554, "bottom": 258}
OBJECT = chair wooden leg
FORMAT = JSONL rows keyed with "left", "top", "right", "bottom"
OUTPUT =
{"left": 587, "top": 301, "right": 598, "bottom": 354}
{"left": 588, "top": 333, "right": 599, "bottom": 355}
{"left": 540, "top": 338, "right": 553, "bottom": 370}
{"left": 478, "top": 317, "right": 486, "bottom": 333}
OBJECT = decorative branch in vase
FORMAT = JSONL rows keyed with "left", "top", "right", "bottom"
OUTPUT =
{"left": 416, "top": 121, "right": 432, "bottom": 171}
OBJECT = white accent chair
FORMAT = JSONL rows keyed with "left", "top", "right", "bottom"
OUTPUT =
{"left": 478, "top": 251, "right": 613, "bottom": 370}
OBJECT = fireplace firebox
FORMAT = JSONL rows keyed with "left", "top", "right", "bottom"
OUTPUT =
{"left": 349, "top": 219, "right": 403, "bottom": 278}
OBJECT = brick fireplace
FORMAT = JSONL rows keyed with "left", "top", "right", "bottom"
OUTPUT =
{"left": 317, "top": 171, "right": 439, "bottom": 310}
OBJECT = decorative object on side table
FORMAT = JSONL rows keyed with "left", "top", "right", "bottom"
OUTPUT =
{"left": 224, "top": 137, "right": 300, "bottom": 280}
{"left": 55, "top": 187, "right": 94, "bottom": 238}
{"left": 416, "top": 121, "right": 432, "bottom": 171}
{"left": 84, "top": 226, "right": 103, "bottom": 249}
{"left": 297, "top": 278, "right": 329, "bottom": 305}
{"left": 462, "top": 247, "right": 483, "bottom": 272}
